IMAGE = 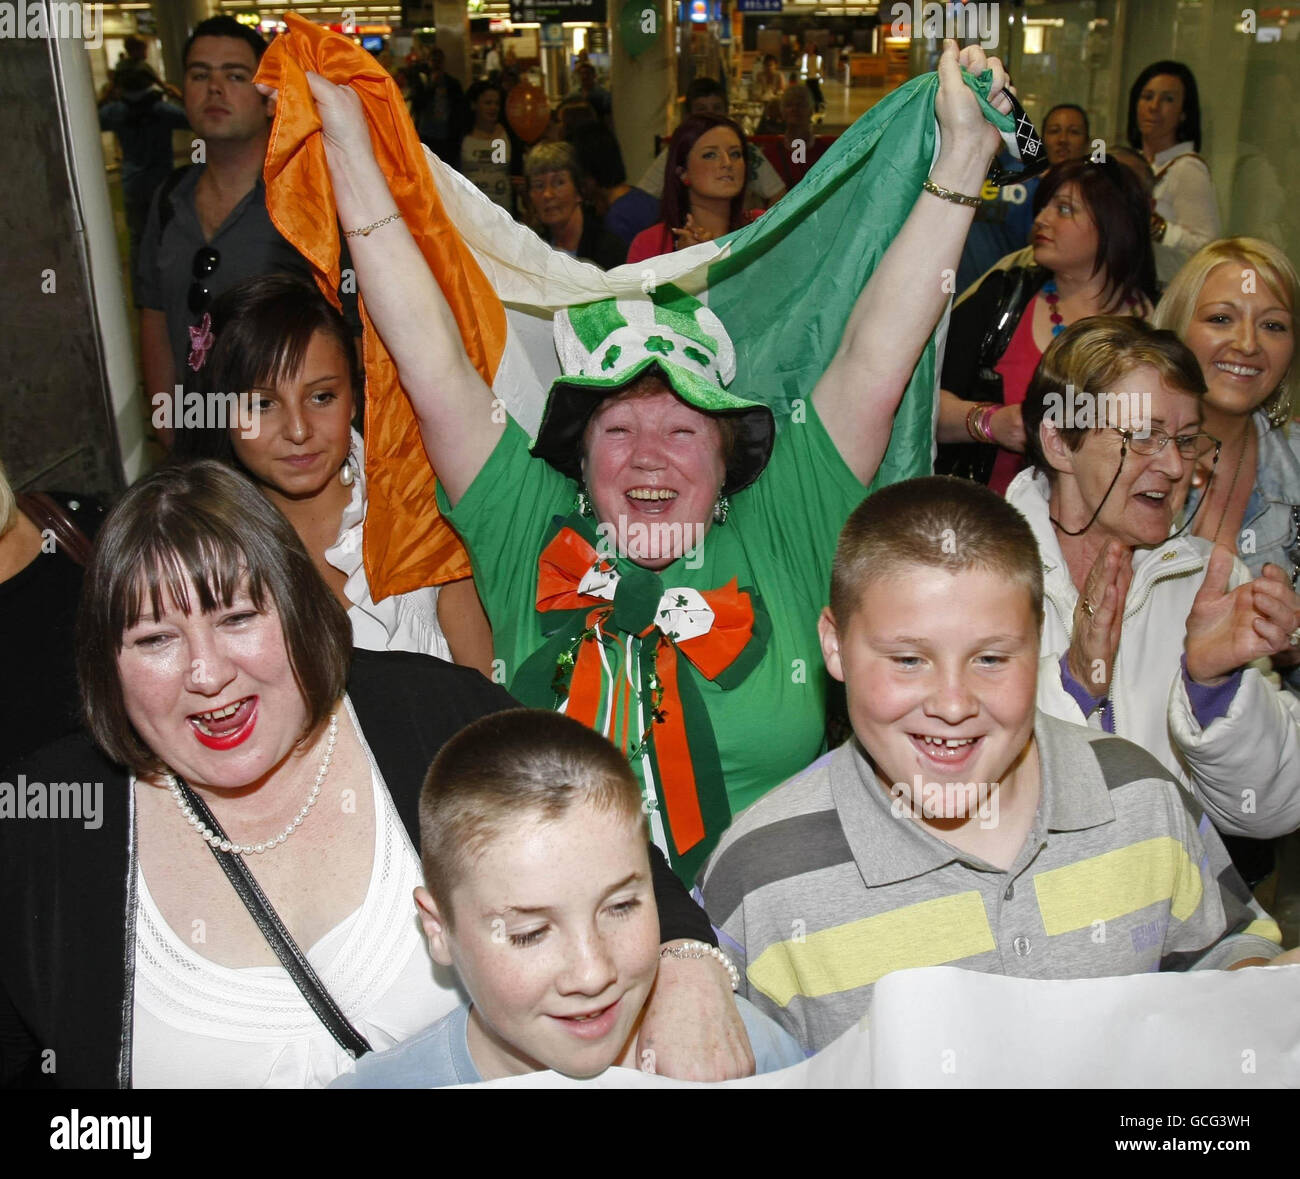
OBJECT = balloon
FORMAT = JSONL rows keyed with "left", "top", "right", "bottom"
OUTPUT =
{"left": 506, "top": 82, "right": 550, "bottom": 144}
{"left": 619, "top": 1, "right": 660, "bottom": 60}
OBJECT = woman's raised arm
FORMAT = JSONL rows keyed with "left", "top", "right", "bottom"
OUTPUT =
{"left": 307, "top": 72, "right": 503, "bottom": 505}
{"left": 812, "top": 40, "right": 1009, "bottom": 485}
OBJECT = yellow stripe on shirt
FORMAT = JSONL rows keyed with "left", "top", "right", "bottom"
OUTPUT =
{"left": 1242, "top": 918, "right": 1283, "bottom": 946}
{"left": 1034, "top": 837, "right": 1202, "bottom": 934}
{"left": 747, "top": 891, "right": 995, "bottom": 1008}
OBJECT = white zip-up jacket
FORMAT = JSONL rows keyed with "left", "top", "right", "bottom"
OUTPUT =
{"left": 1008, "top": 468, "right": 1300, "bottom": 838}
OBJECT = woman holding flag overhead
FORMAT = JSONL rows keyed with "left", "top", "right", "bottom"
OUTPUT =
{"left": 302, "top": 39, "right": 1014, "bottom": 880}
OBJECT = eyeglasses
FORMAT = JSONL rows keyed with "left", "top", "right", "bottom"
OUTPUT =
{"left": 987, "top": 91, "right": 1051, "bottom": 187}
{"left": 1114, "top": 428, "right": 1221, "bottom": 461}
{"left": 187, "top": 246, "right": 220, "bottom": 316}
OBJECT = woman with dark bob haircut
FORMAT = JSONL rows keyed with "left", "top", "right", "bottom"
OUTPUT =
{"left": 0, "top": 461, "right": 726, "bottom": 1088}
{"left": 937, "top": 156, "right": 1156, "bottom": 491}
{"left": 172, "top": 273, "right": 492, "bottom": 673}
{"left": 1126, "top": 59, "right": 1220, "bottom": 282}
{"left": 1007, "top": 317, "right": 1300, "bottom": 883}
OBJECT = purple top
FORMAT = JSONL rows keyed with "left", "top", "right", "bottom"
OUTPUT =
{"left": 1058, "top": 653, "right": 1243, "bottom": 735}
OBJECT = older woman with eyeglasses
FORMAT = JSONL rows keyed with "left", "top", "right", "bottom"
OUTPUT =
{"left": 1007, "top": 317, "right": 1300, "bottom": 845}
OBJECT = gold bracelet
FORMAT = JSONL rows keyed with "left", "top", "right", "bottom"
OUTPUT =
{"left": 922, "top": 178, "right": 982, "bottom": 208}
{"left": 342, "top": 211, "right": 402, "bottom": 238}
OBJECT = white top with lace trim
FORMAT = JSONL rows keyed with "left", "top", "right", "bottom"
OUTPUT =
{"left": 326, "top": 428, "right": 452, "bottom": 661}
{"left": 130, "top": 695, "right": 465, "bottom": 1088}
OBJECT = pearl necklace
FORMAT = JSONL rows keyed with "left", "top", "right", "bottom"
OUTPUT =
{"left": 168, "top": 711, "right": 338, "bottom": 855}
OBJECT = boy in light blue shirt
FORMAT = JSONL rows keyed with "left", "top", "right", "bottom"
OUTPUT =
{"left": 332, "top": 710, "right": 801, "bottom": 1087}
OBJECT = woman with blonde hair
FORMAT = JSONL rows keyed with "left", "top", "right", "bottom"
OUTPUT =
{"left": 1152, "top": 237, "right": 1299, "bottom": 694}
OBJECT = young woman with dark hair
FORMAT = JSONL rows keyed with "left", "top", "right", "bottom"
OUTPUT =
{"left": 1127, "top": 60, "right": 1220, "bottom": 282}
{"left": 937, "top": 157, "right": 1157, "bottom": 492}
{"left": 1041, "top": 102, "right": 1090, "bottom": 166}
{"left": 172, "top": 273, "right": 493, "bottom": 672}
{"left": 460, "top": 80, "right": 514, "bottom": 213}
{"left": 626, "top": 114, "right": 752, "bottom": 263}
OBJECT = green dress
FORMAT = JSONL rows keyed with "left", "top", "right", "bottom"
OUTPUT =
{"left": 439, "top": 402, "right": 866, "bottom": 874}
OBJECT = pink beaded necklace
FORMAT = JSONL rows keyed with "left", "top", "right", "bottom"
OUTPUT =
{"left": 1043, "top": 279, "right": 1139, "bottom": 335}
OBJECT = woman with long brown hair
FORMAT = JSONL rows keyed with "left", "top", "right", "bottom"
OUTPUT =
{"left": 627, "top": 114, "right": 752, "bottom": 263}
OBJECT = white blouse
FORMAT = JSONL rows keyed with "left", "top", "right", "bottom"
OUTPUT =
{"left": 326, "top": 429, "right": 453, "bottom": 661}
{"left": 130, "top": 696, "right": 466, "bottom": 1089}
{"left": 1151, "top": 141, "right": 1221, "bottom": 284}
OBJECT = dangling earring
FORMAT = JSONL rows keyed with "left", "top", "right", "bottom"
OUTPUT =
{"left": 575, "top": 485, "right": 594, "bottom": 518}
{"left": 339, "top": 443, "right": 358, "bottom": 487}
{"left": 712, "top": 495, "right": 730, "bottom": 525}
{"left": 1263, "top": 385, "right": 1291, "bottom": 429}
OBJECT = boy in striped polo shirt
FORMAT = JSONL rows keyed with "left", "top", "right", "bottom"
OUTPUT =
{"left": 698, "top": 477, "right": 1288, "bottom": 1054}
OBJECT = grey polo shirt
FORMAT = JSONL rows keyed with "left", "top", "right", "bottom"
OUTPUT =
{"left": 698, "top": 711, "right": 1282, "bottom": 1054}
{"left": 136, "top": 166, "right": 359, "bottom": 391}
{"left": 136, "top": 165, "right": 314, "bottom": 386}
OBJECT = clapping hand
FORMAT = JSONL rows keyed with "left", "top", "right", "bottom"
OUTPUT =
{"left": 671, "top": 214, "right": 716, "bottom": 250}
{"left": 1185, "top": 549, "right": 1300, "bottom": 685}
{"left": 1066, "top": 539, "right": 1133, "bottom": 699}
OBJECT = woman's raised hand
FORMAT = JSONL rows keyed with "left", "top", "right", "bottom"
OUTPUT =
{"left": 305, "top": 72, "right": 373, "bottom": 166}
{"left": 933, "top": 38, "right": 1012, "bottom": 170}
{"left": 1185, "top": 549, "right": 1300, "bottom": 684}
{"left": 1067, "top": 538, "right": 1133, "bottom": 698}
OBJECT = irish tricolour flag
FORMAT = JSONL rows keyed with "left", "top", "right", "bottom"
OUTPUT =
{"left": 261, "top": 15, "right": 978, "bottom": 602}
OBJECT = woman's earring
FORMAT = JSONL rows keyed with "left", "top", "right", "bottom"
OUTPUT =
{"left": 712, "top": 495, "right": 730, "bottom": 525}
{"left": 575, "top": 485, "right": 594, "bottom": 518}
{"left": 1264, "top": 386, "right": 1291, "bottom": 429}
{"left": 339, "top": 444, "right": 359, "bottom": 487}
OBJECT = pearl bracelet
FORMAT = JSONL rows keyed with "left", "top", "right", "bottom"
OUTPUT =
{"left": 661, "top": 940, "right": 741, "bottom": 992}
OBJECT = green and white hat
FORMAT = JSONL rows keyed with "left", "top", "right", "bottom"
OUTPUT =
{"left": 531, "top": 285, "right": 775, "bottom": 495}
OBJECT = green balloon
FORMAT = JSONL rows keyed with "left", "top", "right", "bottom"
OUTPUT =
{"left": 619, "top": 1, "right": 660, "bottom": 59}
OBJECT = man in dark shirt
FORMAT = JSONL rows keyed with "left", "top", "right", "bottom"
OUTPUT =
{"left": 568, "top": 62, "right": 612, "bottom": 124}
{"left": 411, "top": 47, "right": 469, "bottom": 168}
{"left": 136, "top": 16, "right": 326, "bottom": 445}
{"left": 99, "top": 65, "right": 189, "bottom": 300}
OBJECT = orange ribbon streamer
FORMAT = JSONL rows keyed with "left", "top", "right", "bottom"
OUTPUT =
{"left": 256, "top": 15, "right": 509, "bottom": 598}
{"left": 536, "top": 528, "right": 755, "bottom": 855}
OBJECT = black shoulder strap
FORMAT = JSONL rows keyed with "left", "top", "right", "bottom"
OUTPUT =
{"left": 157, "top": 164, "right": 193, "bottom": 233}
{"left": 977, "top": 266, "right": 1042, "bottom": 373}
{"left": 175, "top": 778, "right": 373, "bottom": 1059}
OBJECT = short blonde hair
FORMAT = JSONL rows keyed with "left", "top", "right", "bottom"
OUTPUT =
{"left": 1152, "top": 237, "right": 1298, "bottom": 426}
{"left": 1022, "top": 316, "right": 1206, "bottom": 477}
{"left": 0, "top": 458, "right": 17, "bottom": 538}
